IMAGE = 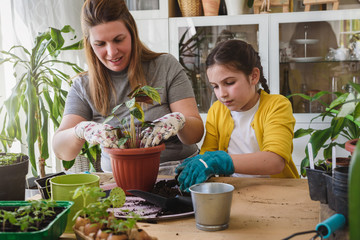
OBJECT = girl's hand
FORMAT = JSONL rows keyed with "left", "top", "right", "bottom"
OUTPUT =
{"left": 141, "top": 112, "right": 185, "bottom": 148}
{"left": 74, "top": 121, "right": 119, "bottom": 148}
{"left": 175, "top": 151, "right": 234, "bottom": 191}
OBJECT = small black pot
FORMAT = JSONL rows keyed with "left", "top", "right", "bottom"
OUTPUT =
{"left": 306, "top": 166, "right": 329, "bottom": 204}
{"left": 323, "top": 172, "right": 336, "bottom": 211}
{"left": 35, "top": 172, "right": 66, "bottom": 199}
{"left": 333, "top": 167, "right": 349, "bottom": 219}
{"left": 0, "top": 154, "right": 29, "bottom": 200}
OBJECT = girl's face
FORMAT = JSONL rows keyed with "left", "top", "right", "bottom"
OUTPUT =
{"left": 207, "top": 64, "right": 260, "bottom": 112}
{"left": 89, "top": 20, "right": 132, "bottom": 72}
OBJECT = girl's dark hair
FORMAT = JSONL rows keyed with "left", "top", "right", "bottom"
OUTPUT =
{"left": 205, "top": 39, "right": 270, "bottom": 94}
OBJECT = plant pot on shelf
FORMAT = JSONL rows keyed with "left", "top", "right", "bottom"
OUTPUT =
{"left": 105, "top": 143, "right": 165, "bottom": 195}
{"left": 202, "top": 0, "right": 221, "bottom": 16}
{"left": 0, "top": 153, "right": 29, "bottom": 201}
{"left": 345, "top": 139, "right": 359, "bottom": 155}
{"left": 224, "top": 0, "right": 249, "bottom": 15}
{"left": 178, "top": 0, "right": 203, "bottom": 17}
{"left": 306, "top": 165, "right": 329, "bottom": 204}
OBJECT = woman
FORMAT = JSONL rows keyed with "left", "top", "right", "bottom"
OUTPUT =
{"left": 52, "top": 0, "right": 204, "bottom": 173}
{"left": 176, "top": 40, "right": 299, "bottom": 191}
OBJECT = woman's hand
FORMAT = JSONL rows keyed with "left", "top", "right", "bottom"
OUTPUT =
{"left": 141, "top": 112, "right": 185, "bottom": 148}
{"left": 75, "top": 121, "right": 119, "bottom": 148}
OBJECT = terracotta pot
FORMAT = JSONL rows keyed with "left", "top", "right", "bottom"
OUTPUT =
{"left": 105, "top": 144, "right": 165, "bottom": 194}
{"left": 326, "top": 157, "right": 351, "bottom": 167}
{"left": 345, "top": 139, "right": 359, "bottom": 155}
{"left": 202, "top": 0, "right": 220, "bottom": 16}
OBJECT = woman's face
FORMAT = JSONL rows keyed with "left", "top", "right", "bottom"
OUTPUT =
{"left": 89, "top": 20, "right": 132, "bottom": 72}
{"left": 207, "top": 64, "right": 260, "bottom": 112}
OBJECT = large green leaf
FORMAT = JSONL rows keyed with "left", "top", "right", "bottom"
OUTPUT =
{"left": 141, "top": 85, "right": 161, "bottom": 104}
{"left": 337, "top": 93, "right": 357, "bottom": 117}
{"left": 125, "top": 98, "right": 136, "bottom": 109}
{"left": 25, "top": 74, "right": 39, "bottom": 176}
{"left": 39, "top": 98, "right": 49, "bottom": 160}
{"left": 308, "top": 128, "right": 332, "bottom": 160}
{"left": 330, "top": 117, "right": 346, "bottom": 141}
{"left": 300, "top": 156, "right": 309, "bottom": 177}
{"left": 130, "top": 103, "right": 144, "bottom": 122}
{"left": 50, "top": 27, "right": 65, "bottom": 51}
{"left": 294, "top": 128, "right": 314, "bottom": 138}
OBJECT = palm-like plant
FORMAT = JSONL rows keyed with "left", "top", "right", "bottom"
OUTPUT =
{"left": 291, "top": 81, "right": 360, "bottom": 176}
{"left": 0, "top": 25, "right": 83, "bottom": 177}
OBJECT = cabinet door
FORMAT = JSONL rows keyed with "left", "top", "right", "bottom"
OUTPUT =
{"left": 270, "top": 10, "right": 360, "bottom": 118}
{"left": 169, "top": 15, "right": 269, "bottom": 113}
{"left": 136, "top": 19, "right": 169, "bottom": 53}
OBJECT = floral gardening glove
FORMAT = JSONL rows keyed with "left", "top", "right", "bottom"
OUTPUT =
{"left": 141, "top": 112, "right": 185, "bottom": 148}
{"left": 74, "top": 121, "right": 119, "bottom": 148}
{"left": 175, "top": 151, "right": 234, "bottom": 192}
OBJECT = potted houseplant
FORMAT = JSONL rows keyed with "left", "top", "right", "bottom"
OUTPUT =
{"left": 290, "top": 81, "right": 360, "bottom": 205}
{"left": 0, "top": 199, "right": 73, "bottom": 239}
{"left": 103, "top": 85, "right": 165, "bottom": 194}
{"left": 291, "top": 82, "right": 360, "bottom": 177}
{"left": 0, "top": 25, "right": 83, "bottom": 178}
{"left": 0, "top": 151, "right": 29, "bottom": 200}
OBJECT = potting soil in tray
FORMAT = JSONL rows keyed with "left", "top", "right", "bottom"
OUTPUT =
{"left": 113, "top": 179, "right": 193, "bottom": 221}
{"left": 0, "top": 201, "right": 73, "bottom": 240}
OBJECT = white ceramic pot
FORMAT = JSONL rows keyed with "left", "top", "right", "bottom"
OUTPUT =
{"left": 225, "top": 0, "right": 246, "bottom": 15}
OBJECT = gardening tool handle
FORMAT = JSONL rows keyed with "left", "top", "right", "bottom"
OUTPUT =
{"left": 316, "top": 213, "right": 346, "bottom": 238}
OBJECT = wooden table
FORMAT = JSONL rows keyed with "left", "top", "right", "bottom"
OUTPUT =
{"left": 61, "top": 177, "right": 320, "bottom": 240}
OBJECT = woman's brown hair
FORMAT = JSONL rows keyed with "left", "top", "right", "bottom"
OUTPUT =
{"left": 205, "top": 39, "right": 270, "bottom": 94}
{"left": 81, "top": 0, "right": 163, "bottom": 116}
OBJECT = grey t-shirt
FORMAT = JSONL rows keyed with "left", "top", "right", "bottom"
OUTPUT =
{"left": 64, "top": 54, "right": 198, "bottom": 171}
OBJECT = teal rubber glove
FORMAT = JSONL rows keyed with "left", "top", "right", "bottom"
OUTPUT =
{"left": 175, "top": 151, "right": 234, "bottom": 191}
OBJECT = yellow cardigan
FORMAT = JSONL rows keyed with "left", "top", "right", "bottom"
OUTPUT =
{"left": 200, "top": 90, "right": 299, "bottom": 178}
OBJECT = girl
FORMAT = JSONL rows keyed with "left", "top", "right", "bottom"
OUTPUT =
{"left": 176, "top": 39, "right": 299, "bottom": 191}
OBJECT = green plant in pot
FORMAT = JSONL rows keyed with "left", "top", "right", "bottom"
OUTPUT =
{"left": 103, "top": 85, "right": 165, "bottom": 194}
{"left": 291, "top": 81, "right": 360, "bottom": 177}
{"left": 290, "top": 81, "right": 360, "bottom": 203}
{"left": 0, "top": 25, "right": 84, "bottom": 178}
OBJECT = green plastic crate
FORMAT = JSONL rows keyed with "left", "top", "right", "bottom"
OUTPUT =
{"left": 0, "top": 200, "right": 73, "bottom": 240}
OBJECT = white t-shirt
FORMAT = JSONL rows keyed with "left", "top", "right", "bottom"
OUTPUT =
{"left": 227, "top": 99, "right": 269, "bottom": 178}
